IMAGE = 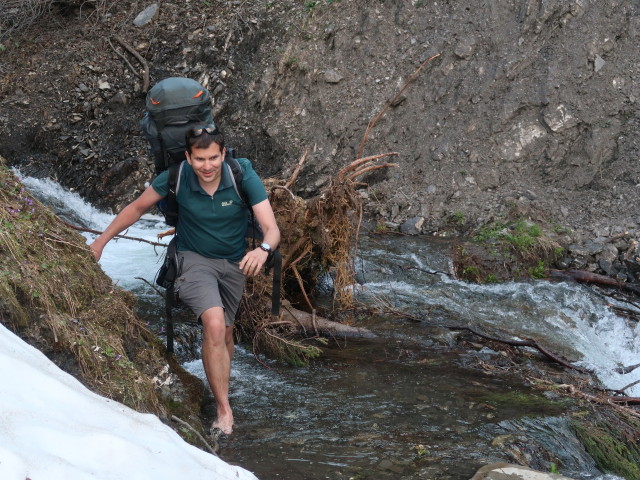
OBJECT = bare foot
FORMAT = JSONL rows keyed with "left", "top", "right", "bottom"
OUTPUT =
{"left": 211, "top": 416, "right": 233, "bottom": 435}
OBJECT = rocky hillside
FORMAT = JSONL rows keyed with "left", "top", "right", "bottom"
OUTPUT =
{"left": 1, "top": 0, "right": 639, "bottom": 249}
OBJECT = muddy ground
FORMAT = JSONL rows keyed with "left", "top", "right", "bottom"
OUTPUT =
{"left": 1, "top": 0, "right": 639, "bottom": 274}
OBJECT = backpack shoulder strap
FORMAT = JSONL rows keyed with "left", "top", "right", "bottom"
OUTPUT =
{"left": 164, "top": 161, "right": 185, "bottom": 227}
{"left": 225, "top": 154, "right": 249, "bottom": 207}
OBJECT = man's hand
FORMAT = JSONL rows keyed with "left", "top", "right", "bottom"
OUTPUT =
{"left": 89, "top": 241, "right": 103, "bottom": 261}
{"left": 239, "top": 248, "right": 269, "bottom": 277}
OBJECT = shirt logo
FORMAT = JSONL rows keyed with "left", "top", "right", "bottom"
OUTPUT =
{"left": 221, "top": 200, "right": 234, "bottom": 207}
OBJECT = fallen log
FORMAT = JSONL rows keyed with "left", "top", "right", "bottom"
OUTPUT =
{"left": 278, "top": 300, "right": 376, "bottom": 339}
{"left": 548, "top": 269, "right": 640, "bottom": 295}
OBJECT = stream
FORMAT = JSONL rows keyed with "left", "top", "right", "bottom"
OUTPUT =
{"left": 18, "top": 171, "right": 638, "bottom": 480}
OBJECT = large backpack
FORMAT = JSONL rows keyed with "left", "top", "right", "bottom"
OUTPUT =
{"left": 141, "top": 77, "right": 213, "bottom": 174}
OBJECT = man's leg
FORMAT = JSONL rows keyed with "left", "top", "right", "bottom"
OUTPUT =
{"left": 201, "top": 306, "right": 234, "bottom": 434}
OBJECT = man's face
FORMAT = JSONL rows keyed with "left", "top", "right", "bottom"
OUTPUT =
{"left": 186, "top": 143, "right": 226, "bottom": 187}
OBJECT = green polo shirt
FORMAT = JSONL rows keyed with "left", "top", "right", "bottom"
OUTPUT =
{"left": 151, "top": 157, "right": 268, "bottom": 261}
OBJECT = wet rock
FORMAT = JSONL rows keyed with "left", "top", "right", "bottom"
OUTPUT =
{"left": 133, "top": 4, "right": 159, "bottom": 27}
{"left": 400, "top": 216, "right": 424, "bottom": 235}
{"left": 470, "top": 462, "right": 574, "bottom": 480}
{"left": 595, "top": 242, "right": 618, "bottom": 264}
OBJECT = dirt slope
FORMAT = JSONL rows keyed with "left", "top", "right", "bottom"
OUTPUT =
{"left": 0, "top": 0, "right": 639, "bottom": 242}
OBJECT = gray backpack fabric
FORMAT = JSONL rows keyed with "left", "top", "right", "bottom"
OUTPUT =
{"left": 140, "top": 77, "right": 213, "bottom": 174}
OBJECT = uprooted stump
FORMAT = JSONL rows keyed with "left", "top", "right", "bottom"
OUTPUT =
{"left": 238, "top": 153, "right": 397, "bottom": 364}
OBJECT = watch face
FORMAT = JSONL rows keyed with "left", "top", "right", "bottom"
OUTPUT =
{"left": 260, "top": 243, "right": 271, "bottom": 252}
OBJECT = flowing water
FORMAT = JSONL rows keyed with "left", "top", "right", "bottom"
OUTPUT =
{"left": 17, "top": 171, "right": 637, "bottom": 480}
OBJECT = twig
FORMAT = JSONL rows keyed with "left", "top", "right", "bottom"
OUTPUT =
{"left": 616, "top": 362, "right": 640, "bottom": 374}
{"left": 170, "top": 415, "right": 218, "bottom": 455}
{"left": 62, "top": 221, "right": 168, "bottom": 248}
{"left": 134, "top": 277, "right": 165, "bottom": 297}
{"left": 619, "top": 379, "right": 640, "bottom": 393}
{"left": 284, "top": 148, "right": 308, "bottom": 189}
{"left": 348, "top": 163, "right": 399, "bottom": 181}
{"left": 292, "top": 265, "right": 314, "bottom": 312}
{"left": 606, "top": 396, "right": 640, "bottom": 405}
{"left": 338, "top": 152, "right": 399, "bottom": 179}
{"left": 271, "top": 185, "right": 296, "bottom": 199}
{"left": 401, "top": 265, "right": 452, "bottom": 276}
{"left": 283, "top": 241, "right": 312, "bottom": 272}
{"left": 357, "top": 53, "right": 440, "bottom": 158}
{"left": 107, "top": 38, "right": 141, "bottom": 79}
{"left": 112, "top": 35, "right": 150, "bottom": 92}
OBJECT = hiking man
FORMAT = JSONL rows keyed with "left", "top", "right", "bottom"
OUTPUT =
{"left": 90, "top": 124, "right": 280, "bottom": 435}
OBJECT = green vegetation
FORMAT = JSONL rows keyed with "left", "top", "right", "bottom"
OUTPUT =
{"left": 474, "top": 217, "right": 542, "bottom": 250}
{"left": 451, "top": 211, "right": 465, "bottom": 226}
{"left": 454, "top": 216, "right": 564, "bottom": 283}
{"left": 572, "top": 410, "right": 640, "bottom": 479}
{"left": 529, "top": 260, "right": 546, "bottom": 279}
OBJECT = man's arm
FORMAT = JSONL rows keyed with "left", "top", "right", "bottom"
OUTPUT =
{"left": 239, "top": 198, "right": 281, "bottom": 277}
{"left": 89, "top": 186, "right": 163, "bottom": 260}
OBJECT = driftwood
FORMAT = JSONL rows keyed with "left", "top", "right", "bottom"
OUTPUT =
{"left": 278, "top": 300, "right": 376, "bottom": 339}
{"left": 548, "top": 268, "right": 640, "bottom": 295}
{"left": 453, "top": 324, "right": 589, "bottom": 373}
{"left": 616, "top": 363, "right": 640, "bottom": 375}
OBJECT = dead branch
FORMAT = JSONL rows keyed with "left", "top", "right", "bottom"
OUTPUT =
{"left": 606, "top": 396, "right": 640, "bottom": 405}
{"left": 357, "top": 53, "right": 440, "bottom": 158}
{"left": 338, "top": 153, "right": 399, "bottom": 179}
{"left": 107, "top": 38, "right": 141, "bottom": 80}
{"left": 112, "top": 35, "right": 150, "bottom": 92}
{"left": 619, "top": 379, "right": 640, "bottom": 393}
{"left": 616, "top": 363, "right": 640, "bottom": 374}
{"left": 291, "top": 265, "right": 314, "bottom": 312}
{"left": 548, "top": 268, "right": 640, "bottom": 295}
{"left": 283, "top": 148, "right": 308, "bottom": 189}
{"left": 134, "top": 277, "right": 165, "bottom": 297}
{"left": 277, "top": 300, "right": 376, "bottom": 339}
{"left": 348, "top": 163, "right": 399, "bottom": 181}
{"left": 271, "top": 185, "right": 295, "bottom": 200}
{"left": 170, "top": 415, "right": 218, "bottom": 455}
{"left": 449, "top": 324, "right": 589, "bottom": 372}
{"left": 62, "top": 221, "right": 168, "bottom": 248}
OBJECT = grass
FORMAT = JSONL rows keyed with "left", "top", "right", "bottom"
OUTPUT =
{"left": 453, "top": 216, "right": 564, "bottom": 283}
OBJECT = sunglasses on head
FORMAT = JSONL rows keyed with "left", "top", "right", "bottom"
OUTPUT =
{"left": 188, "top": 124, "right": 219, "bottom": 137}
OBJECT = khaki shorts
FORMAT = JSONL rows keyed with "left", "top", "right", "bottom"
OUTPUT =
{"left": 174, "top": 251, "right": 245, "bottom": 326}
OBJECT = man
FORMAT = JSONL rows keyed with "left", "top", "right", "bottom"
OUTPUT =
{"left": 90, "top": 124, "right": 280, "bottom": 435}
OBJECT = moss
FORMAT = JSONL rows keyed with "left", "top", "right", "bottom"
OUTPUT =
{"left": 572, "top": 413, "right": 640, "bottom": 479}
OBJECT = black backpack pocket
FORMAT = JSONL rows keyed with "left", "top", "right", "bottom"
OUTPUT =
{"left": 155, "top": 236, "right": 181, "bottom": 288}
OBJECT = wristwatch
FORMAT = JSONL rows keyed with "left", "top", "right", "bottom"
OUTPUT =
{"left": 259, "top": 242, "right": 271, "bottom": 253}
